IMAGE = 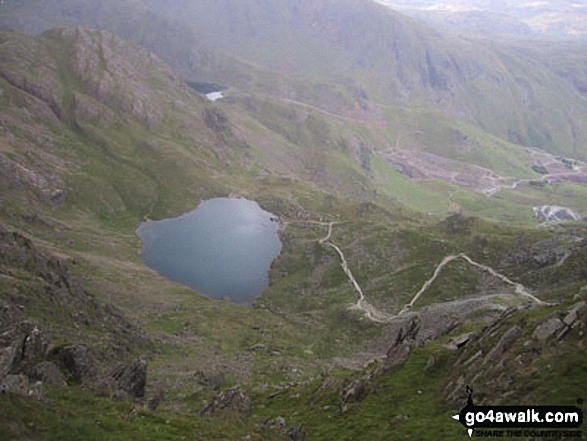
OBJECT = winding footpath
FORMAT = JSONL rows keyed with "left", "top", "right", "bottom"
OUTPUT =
{"left": 311, "top": 222, "right": 550, "bottom": 324}
{"left": 396, "top": 253, "right": 549, "bottom": 316}
{"left": 318, "top": 222, "right": 393, "bottom": 323}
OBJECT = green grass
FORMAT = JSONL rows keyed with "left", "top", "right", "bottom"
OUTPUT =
{"left": 0, "top": 387, "right": 285, "bottom": 441}
{"left": 371, "top": 154, "right": 450, "bottom": 214}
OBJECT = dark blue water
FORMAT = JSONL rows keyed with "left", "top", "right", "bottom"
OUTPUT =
{"left": 136, "top": 198, "right": 282, "bottom": 304}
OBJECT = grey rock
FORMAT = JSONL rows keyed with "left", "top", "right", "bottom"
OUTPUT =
{"left": 384, "top": 316, "right": 421, "bottom": 369}
{"left": 0, "top": 346, "right": 16, "bottom": 378}
{"left": 563, "top": 301, "right": 585, "bottom": 327}
{"left": 30, "top": 361, "right": 66, "bottom": 386}
{"left": 425, "top": 354, "right": 436, "bottom": 370}
{"left": 0, "top": 323, "right": 46, "bottom": 376}
{"left": 532, "top": 318, "right": 564, "bottom": 341}
{"left": 287, "top": 423, "right": 306, "bottom": 441}
{"left": 0, "top": 303, "right": 23, "bottom": 328}
{"left": 482, "top": 326, "right": 522, "bottom": 365}
{"left": 200, "top": 387, "right": 251, "bottom": 416}
{"left": 464, "top": 350, "right": 483, "bottom": 367}
{"left": 21, "top": 326, "right": 47, "bottom": 364}
{"left": 265, "top": 416, "right": 287, "bottom": 432}
{"left": 54, "top": 345, "right": 97, "bottom": 383}
{"left": 447, "top": 332, "right": 472, "bottom": 350}
{"left": 339, "top": 377, "right": 368, "bottom": 413}
{"left": 111, "top": 356, "right": 147, "bottom": 399}
{"left": 249, "top": 343, "right": 266, "bottom": 351}
{"left": 0, "top": 374, "right": 43, "bottom": 399}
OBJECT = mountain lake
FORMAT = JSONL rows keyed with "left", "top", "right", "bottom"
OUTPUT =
{"left": 136, "top": 198, "right": 282, "bottom": 304}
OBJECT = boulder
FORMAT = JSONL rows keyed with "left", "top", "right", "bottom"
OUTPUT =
{"left": 54, "top": 345, "right": 97, "bottom": 383}
{"left": 264, "top": 416, "right": 287, "bottom": 432}
{"left": 287, "top": 424, "right": 307, "bottom": 441}
{"left": 0, "top": 346, "right": 16, "bottom": 378}
{"left": 111, "top": 356, "right": 147, "bottom": 399}
{"left": 446, "top": 332, "right": 472, "bottom": 350}
{"left": 20, "top": 326, "right": 47, "bottom": 365}
{"left": 30, "top": 361, "right": 67, "bottom": 386}
{"left": 0, "top": 374, "right": 43, "bottom": 399}
{"left": 0, "top": 323, "right": 47, "bottom": 376}
{"left": 532, "top": 318, "right": 564, "bottom": 341}
{"left": 563, "top": 301, "right": 585, "bottom": 327}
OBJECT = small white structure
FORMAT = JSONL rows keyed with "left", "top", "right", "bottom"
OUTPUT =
{"left": 205, "top": 91, "right": 224, "bottom": 102}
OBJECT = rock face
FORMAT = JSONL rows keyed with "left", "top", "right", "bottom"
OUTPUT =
{"left": 200, "top": 387, "right": 252, "bottom": 416}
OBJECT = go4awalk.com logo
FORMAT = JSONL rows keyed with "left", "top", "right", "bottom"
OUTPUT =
{"left": 452, "top": 387, "right": 583, "bottom": 438}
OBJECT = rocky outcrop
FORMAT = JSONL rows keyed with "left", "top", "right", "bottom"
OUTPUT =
{"left": 204, "top": 107, "right": 230, "bottom": 133}
{"left": 53, "top": 345, "right": 98, "bottom": 384}
{"left": 54, "top": 28, "right": 171, "bottom": 128}
{"left": 339, "top": 373, "right": 372, "bottom": 414}
{"left": 382, "top": 313, "right": 460, "bottom": 370}
{"left": 0, "top": 322, "right": 49, "bottom": 378}
{"left": 72, "top": 92, "right": 118, "bottom": 128}
{"left": 444, "top": 302, "right": 585, "bottom": 406}
{"left": 0, "top": 156, "right": 67, "bottom": 208}
{"left": 200, "top": 387, "right": 252, "bottom": 416}
{"left": 0, "top": 231, "right": 152, "bottom": 401}
{"left": 533, "top": 205, "right": 582, "bottom": 223}
{"left": 0, "top": 230, "right": 148, "bottom": 348}
{"left": 110, "top": 356, "right": 147, "bottom": 399}
{"left": 384, "top": 316, "right": 422, "bottom": 369}
{"left": 0, "top": 322, "right": 52, "bottom": 399}
{"left": 0, "top": 30, "right": 65, "bottom": 121}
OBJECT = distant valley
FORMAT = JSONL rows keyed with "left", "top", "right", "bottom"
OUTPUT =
{"left": 375, "top": 0, "right": 587, "bottom": 38}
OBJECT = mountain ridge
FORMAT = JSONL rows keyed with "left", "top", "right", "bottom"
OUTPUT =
{"left": 2, "top": 0, "right": 587, "bottom": 157}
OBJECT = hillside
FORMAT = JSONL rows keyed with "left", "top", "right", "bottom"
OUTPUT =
{"left": 2, "top": 0, "right": 587, "bottom": 159}
{"left": 0, "top": 27, "right": 585, "bottom": 440}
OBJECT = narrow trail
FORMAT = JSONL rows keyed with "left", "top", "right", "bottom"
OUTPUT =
{"left": 318, "top": 222, "right": 393, "bottom": 323}
{"left": 290, "top": 220, "right": 550, "bottom": 324}
{"left": 397, "top": 253, "right": 550, "bottom": 317}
